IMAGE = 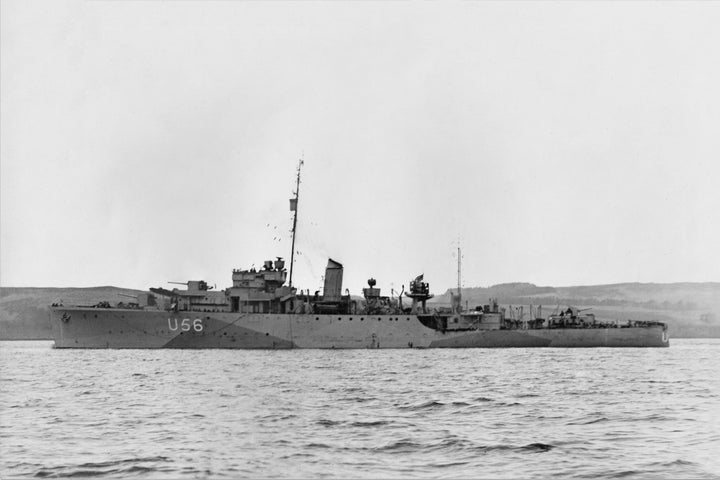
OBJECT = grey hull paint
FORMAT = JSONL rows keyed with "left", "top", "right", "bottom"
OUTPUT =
{"left": 50, "top": 307, "right": 669, "bottom": 349}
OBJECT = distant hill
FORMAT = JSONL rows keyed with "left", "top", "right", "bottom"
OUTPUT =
{"left": 0, "top": 287, "right": 144, "bottom": 339}
{"left": 434, "top": 282, "right": 720, "bottom": 338}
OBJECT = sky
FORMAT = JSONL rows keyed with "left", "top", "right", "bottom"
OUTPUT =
{"left": 2, "top": 1, "right": 719, "bottom": 295}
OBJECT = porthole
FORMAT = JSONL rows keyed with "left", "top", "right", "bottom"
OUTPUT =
{"left": 361, "top": 317, "right": 364, "bottom": 321}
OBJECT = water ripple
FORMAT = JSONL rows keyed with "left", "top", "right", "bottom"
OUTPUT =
{"left": 1, "top": 340, "right": 719, "bottom": 479}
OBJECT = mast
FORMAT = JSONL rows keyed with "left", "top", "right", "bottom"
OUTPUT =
{"left": 288, "top": 157, "right": 303, "bottom": 288}
{"left": 457, "top": 244, "right": 462, "bottom": 311}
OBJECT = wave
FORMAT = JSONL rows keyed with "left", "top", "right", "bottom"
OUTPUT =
{"left": 666, "top": 459, "right": 697, "bottom": 467}
{"left": 316, "top": 418, "right": 393, "bottom": 428}
{"left": 402, "top": 435, "right": 475, "bottom": 454}
{"left": 316, "top": 418, "right": 343, "bottom": 427}
{"left": 426, "top": 461, "right": 471, "bottom": 468}
{"left": 568, "top": 416, "right": 609, "bottom": 425}
{"left": 400, "top": 400, "right": 446, "bottom": 411}
{"left": 472, "top": 442, "right": 555, "bottom": 454}
{"left": 399, "top": 399, "right": 484, "bottom": 411}
{"left": 608, "top": 470, "right": 645, "bottom": 478}
{"left": 647, "top": 458, "right": 698, "bottom": 467}
{"left": 374, "top": 438, "right": 424, "bottom": 452}
{"left": 345, "top": 396, "right": 374, "bottom": 403}
{"left": 371, "top": 436, "right": 555, "bottom": 456}
{"left": 72, "top": 457, "right": 170, "bottom": 470}
{"left": 633, "top": 413, "right": 672, "bottom": 422}
{"left": 349, "top": 420, "right": 392, "bottom": 427}
{"left": 305, "top": 442, "right": 332, "bottom": 449}
{"left": 33, "top": 457, "right": 171, "bottom": 478}
{"left": 521, "top": 442, "right": 555, "bottom": 452}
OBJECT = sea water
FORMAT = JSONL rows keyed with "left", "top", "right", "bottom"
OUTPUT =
{"left": 1, "top": 340, "right": 719, "bottom": 479}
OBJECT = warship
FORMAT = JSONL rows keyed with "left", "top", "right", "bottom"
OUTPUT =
{"left": 49, "top": 161, "right": 669, "bottom": 349}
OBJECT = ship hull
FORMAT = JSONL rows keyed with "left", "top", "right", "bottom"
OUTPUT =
{"left": 50, "top": 307, "right": 669, "bottom": 348}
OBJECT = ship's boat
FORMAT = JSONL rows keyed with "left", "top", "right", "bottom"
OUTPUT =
{"left": 49, "top": 161, "right": 669, "bottom": 349}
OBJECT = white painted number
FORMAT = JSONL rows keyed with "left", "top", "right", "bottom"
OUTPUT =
{"left": 167, "top": 318, "right": 203, "bottom": 332}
